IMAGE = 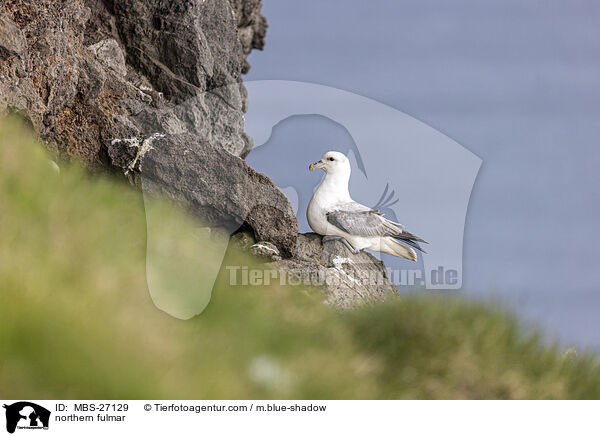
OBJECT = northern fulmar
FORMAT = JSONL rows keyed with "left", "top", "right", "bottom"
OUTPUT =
{"left": 307, "top": 151, "right": 427, "bottom": 261}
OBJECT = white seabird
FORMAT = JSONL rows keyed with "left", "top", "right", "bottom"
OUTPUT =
{"left": 307, "top": 151, "right": 427, "bottom": 261}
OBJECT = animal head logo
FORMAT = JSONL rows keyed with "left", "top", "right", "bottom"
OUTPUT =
{"left": 3, "top": 402, "right": 50, "bottom": 434}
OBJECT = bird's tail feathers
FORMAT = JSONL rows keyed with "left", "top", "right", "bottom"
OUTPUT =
{"left": 399, "top": 238, "right": 426, "bottom": 253}
{"left": 400, "top": 229, "right": 427, "bottom": 244}
{"left": 393, "top": 230, "right": 427, "bottom": 253}
{"left": 384, "top": 238, "right": 417, "bottom": 261}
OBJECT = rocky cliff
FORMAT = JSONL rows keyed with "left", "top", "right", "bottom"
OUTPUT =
{"left": 0, "top": 0, "right": 396, "bottom": 305}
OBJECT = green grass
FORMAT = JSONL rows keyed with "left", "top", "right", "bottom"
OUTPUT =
{"left": 1, "top": 117, "right": 600, "bottom": 399}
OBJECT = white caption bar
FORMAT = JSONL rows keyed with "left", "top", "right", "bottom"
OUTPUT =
{"left": 0, "top": 400, "right": 597, "bottom": 436}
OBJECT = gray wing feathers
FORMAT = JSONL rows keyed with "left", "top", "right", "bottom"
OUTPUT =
{"left": 326, "top": 209, "right": 428, "bottom": 253}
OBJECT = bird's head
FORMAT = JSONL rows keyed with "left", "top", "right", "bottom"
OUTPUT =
{"left": 309, "top": 151, "right": 350, "bottom": 176}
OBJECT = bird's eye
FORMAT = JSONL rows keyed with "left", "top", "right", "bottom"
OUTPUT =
{"left": 329, "top": 157, "right": 334, "bottom": 161}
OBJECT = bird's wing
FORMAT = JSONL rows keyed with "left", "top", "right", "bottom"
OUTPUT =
{"left": 326, "top": 209, "right": 399, "bottom": 237}
{"left": 326, "top": 208, "right": 428, "bottom": 252}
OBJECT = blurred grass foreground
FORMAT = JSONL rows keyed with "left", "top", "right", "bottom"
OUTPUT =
{"left": 1, "top": 117, "right": 600, "bottom": 399}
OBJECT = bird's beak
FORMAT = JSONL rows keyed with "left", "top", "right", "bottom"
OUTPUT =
{"left": 309, "top": 160, "right": 325, "bottom": 171}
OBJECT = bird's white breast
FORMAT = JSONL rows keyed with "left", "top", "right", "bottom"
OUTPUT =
{"left": 307, "top": 190, "right": 331, "bottom": 235}
{"left": 307, "top": 178, "right": 352, "bottom": 236}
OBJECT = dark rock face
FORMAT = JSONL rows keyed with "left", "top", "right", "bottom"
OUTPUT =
{"left": 101, "top": 0, "right": 244, "bottom": 101}
{"left": 0, "top": 0, "right": 265, "bottom": 165}
{"left": 109, "top": 132, "right": 298, "bottom": 257}
{"left": 0, "top": 0, "right": 396, "bottom": 304}
{"left": 0, "top": 13, "right": 25, "bottom": 60}
{"left": 0, "top": 0, "right": 286, "bottom": 246}
{"left": 229, "top": 0, "right": 267, "bottom": 73}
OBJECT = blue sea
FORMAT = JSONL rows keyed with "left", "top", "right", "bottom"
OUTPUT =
{"left": 245, "top": 0, "right": 600, "bottom": 351}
